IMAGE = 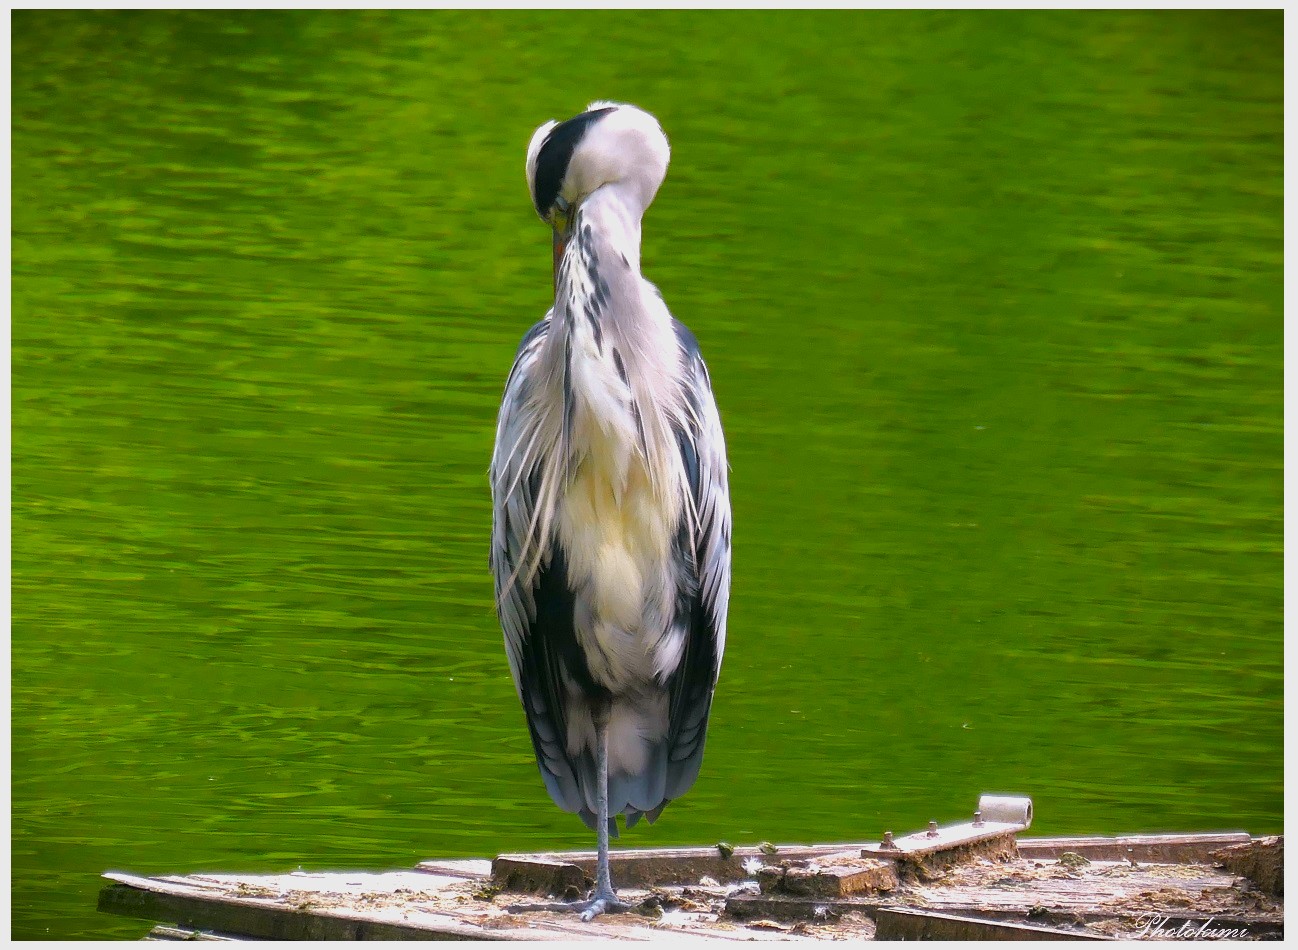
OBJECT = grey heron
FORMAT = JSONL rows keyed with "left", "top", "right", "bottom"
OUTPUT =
{"left": 489, "top": 101, "right": 732, "bottom": 920}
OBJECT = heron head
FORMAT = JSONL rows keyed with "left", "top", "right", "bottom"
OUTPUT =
{"left": 526, "top": 102, "right": 671, "bottom": 285}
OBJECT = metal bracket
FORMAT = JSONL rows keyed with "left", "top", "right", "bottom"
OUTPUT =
{"left": 863, "top": 794, "right": 1033, "bottom": 863}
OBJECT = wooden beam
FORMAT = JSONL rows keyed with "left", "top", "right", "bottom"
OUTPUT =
{"left": 488, "top": 844, "right": 809, "bottom": 890}
{"left": 478, "top": 831, "right": 1256, "bottom": 895}
{"left": 144, "top": 925, "right": 243, "bottom": 941}
{"left": 1016, "top": 832, "right": 1253, "bottom": 864}
{"left": 1212, "top": 835, "right": 1283, "bottom": 897}
{"left": 413, "top": 859, "right": 493, "bottom": 880}
{"left": 99, "top": 872, "right": 527, "bottom": 941}
{"left": 100, "top": 869, "right": 818, "bottom": 942}
{"left": 755, "top": 853, "right": 898, "bottom": 898}
{"left": 99, "top": 829, "right": 1280, "bottom": 942}
{"left": 490, "top": 856, "right": 588, "bottom": 896}
{"left": 873, "top": 908, "right": 1107, "bottom": 941}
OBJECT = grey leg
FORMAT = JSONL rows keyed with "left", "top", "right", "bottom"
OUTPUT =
{"left": 580, "top": 713, "right": 629, "bottom": 920}
{"left": 504, "top": 711, "right": 630, "bottom": 921}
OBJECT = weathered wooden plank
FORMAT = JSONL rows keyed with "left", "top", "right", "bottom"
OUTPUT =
{"left": 145, "top": 925, "right": 244, "bottom": 941}
{"left": 101, "top": 870, "right": 815, "bottom": 942}
{"left": 727, "top": 855, "right": 1284, "bottom": 935}
{"left": 100, "top": 871, "right": 540, "bottom": 941}
{"left": 495, "top": 846, "right": 859, "bottom": 894}
{"left": 725, "top": 893, "right": 885, "bottom": 924}
{"left": 728, "top": 893, "right": 1281, "bottom": 940}
{"left": 1016, "top": 832, "right": 1252, "bottom": 864}
{"left": 907, "top": 860, "right": 1256, "bottom": 915}
{"left": 1112, "top": 914, "right": 1283, "bottom": 940}
{"left": 864, "top": 822, "right": 1022, "bottom": 862}
{"left": 491, "top": 856, "right": 587, "bottom": 896}
{"left": 873, "top": 907, "right": 1107, "bottom": 941}
{"left": 102, "top": 828, "right": 1284, "bottom": 942}
{"left": 488, "top": 842, "right": 862, "bottom": 890}
{"left": 871, "top": 832, "right": 1019, "bottom": 879}
{"left": 1212, "top": 835, "right": 1283, "bottom": 897}
{"left": 756, "top": 853, "right": 898, "bottom": 898}
{"left": 414, "top": 859, "right": 493, "bottom": 880}
{"left": 484, "top": 831, "right": 1254, "bottom": 895}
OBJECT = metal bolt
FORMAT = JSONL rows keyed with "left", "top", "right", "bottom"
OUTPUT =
{"left": 973, "top": 810, "right": 983, "bottom": 826}
{"left": 927, "top": 821, "right": 939, "bottom": 837}
{"left": 881, "top": 831, "right": 896, "bottom": 850}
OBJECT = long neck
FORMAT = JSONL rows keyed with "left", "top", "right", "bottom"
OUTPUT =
{"left": 541, "top": 179, "right": 681, "bottom": 496}
{"left": 576, "top": 183, "right": 645, "bottom": 274}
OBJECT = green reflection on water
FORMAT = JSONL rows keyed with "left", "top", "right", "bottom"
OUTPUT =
{"left": 12, "top": 9, "right": 1280, "bottom": 940}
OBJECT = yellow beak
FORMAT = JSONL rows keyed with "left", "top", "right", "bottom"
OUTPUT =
{"left": 552, "top": 227, "right": 567, "bottom": 298}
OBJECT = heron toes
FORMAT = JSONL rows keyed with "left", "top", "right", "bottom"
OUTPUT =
{"left": 504, "top": 891, "right": 631, "bottom": 921}
{"left": 578, "top": 893, "right": 631, "bottom": 921}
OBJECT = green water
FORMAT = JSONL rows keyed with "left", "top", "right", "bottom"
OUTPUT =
{"left": 11, "top": 10, "right": 1281, "bottom": 940}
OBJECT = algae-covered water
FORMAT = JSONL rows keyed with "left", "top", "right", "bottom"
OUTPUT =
{"left": 11, "top": 10, "right": 1281, "bottom": 939}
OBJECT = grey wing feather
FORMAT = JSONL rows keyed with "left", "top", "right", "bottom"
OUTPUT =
{"left": 489, "top": 317, "right": 586, "bottom": 815}
{"left": 489, "top": 316, "right": 549, "bottom": 692}
{"left": 662, "top": 320, "right": 732, "bottom": 801}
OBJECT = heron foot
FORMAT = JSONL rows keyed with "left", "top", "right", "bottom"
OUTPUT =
{"left": 505, "top": 890, "right": 631, "bottom": 921}
{"left": 577, "top": 893, "right": 632, "bottom": 921}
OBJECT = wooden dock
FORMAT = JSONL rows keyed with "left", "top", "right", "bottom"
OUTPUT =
{"left": 99, "top": 831, "right": 1282, "bottom": 941}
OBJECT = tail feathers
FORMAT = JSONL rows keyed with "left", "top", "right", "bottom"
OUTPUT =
{"left": 569, "top": 737, "right": 677, "bottom": 834}
{"left": 578, "top": 810, "right": 619, "bottom": 837}
{"left": 625, "top": 801, "right": 669, "bottom": 830}
{"left": 579, "top": 799, "right": 671, "bottom": 835}
{"left": 529, "top": 692, "right": 713, "bottom": 833}
{"left": 608, "top": 737, "right": 668, "bottom": 815}
{"left": 537, "top": 757, "right": 582, "bottom": 815}
{"left": 665, "top": 740, "right": 705, "bottom": 800}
